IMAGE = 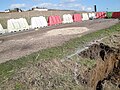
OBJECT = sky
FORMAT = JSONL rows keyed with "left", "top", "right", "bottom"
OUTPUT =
{"left": 0, "top": 0, "right": 120, "bottom": 12}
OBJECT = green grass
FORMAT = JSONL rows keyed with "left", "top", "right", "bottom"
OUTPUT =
{"left": 14, "top": 83, "right": 24, "bottom": 90}
{"left": 0, "top": 23, "right": 120, "bottom": 85}
{"left": 78, "top": 58, "right": 96, "bottom": 69}
{"left": 71, "top": 55, "right": 96, "bottom": 69}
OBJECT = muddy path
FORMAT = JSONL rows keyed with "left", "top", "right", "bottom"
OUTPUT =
{"left": 0, "top": 19, "right": 119, "bottom": 63}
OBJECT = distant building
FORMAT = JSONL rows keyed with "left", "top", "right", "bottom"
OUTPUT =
{"left": 13, "top": 8, "right": 22, "bottom": 12}
{"left": 5, "top": 9, "right": 10, "bottom": 13}
{"left": 4, "top": 8, "right": 23, "bottom": 13}
{"left": 32, "top": 7, "right": 48, "bottom": 11}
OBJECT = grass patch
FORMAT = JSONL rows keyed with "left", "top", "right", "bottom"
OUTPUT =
{"left": 79, "top": 58, "right": 96, "bottom": 69}
{"left": 0, "top": 23, "right": 120, "bottom": 85}
{"left": 71, "top": 55, "right": 96, "bottom": 69}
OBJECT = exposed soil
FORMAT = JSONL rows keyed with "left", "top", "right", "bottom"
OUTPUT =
{"left": 0, "top": 19, "right": 119, "bottom": 63}
{"left": 0, "top": 33, "right": 120, "bottom": 90}
{"left": 79, "top": 43, "right": 120, "bottom": 90}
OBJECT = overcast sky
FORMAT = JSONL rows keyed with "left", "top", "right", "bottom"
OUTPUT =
{"left": 0, "top": 0, "right": 120, "bottom": 11}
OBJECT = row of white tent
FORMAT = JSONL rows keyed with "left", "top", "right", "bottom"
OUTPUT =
{"left": 0, "top": 13, "right": 96, "bottom": 34}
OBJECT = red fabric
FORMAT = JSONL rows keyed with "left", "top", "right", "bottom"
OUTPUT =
{"left": 73, "top": 14, "right": 82, "bottom": 22}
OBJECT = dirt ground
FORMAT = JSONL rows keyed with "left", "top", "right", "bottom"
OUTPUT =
{"left": 0, "top": 19, "right": 119, "bottom": 63}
